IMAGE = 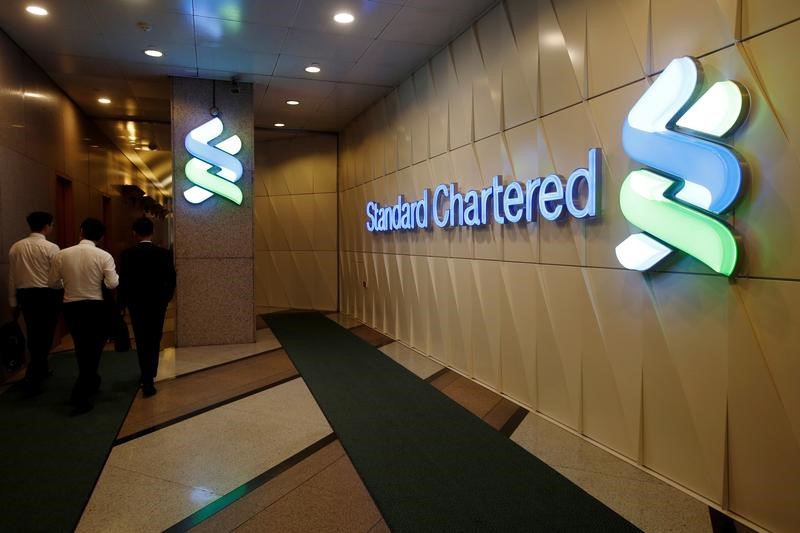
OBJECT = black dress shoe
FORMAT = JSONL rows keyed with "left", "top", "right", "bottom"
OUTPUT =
{"left": 33, "top": 369, "right": 54, "bottom": 382}
{"left": 70, "top": 401, "right": 94, "bottom": 415}
{"left": 142, "top": 384, "right": 157, "bottom": 398}
{"left": 21, "top": 381, "right": 43, "bottom": 397}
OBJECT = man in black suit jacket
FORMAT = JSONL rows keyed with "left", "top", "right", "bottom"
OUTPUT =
{"left": 118, "top": 217, "right": 176, "bottom": 397}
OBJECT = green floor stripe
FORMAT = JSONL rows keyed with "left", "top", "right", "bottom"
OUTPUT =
{"left": 0, "top": 351, "right": 140, "bottom": 532}
{"left": 164, "top": 433, "right": 338, "bottom": 532}
{"left": 265, "top": 312, "right": 639, "bottom": 532}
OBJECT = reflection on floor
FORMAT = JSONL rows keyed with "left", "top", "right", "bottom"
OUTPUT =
{"left": 155, "top": 329, "right": 281, "bottom": 382}
{"left": 78, "top": 380, "right": 332, "bottom": 532}
{"left": 187, "top": 441, "right": 385, "bottom": 532}
{"left": 72, "top": 311, "right": 734, "bottom": 532}
{"left": 118, "top": 349, "right": 297, "bottom": 442}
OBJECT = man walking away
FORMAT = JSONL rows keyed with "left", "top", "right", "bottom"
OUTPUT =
{"left": 118, "top": 217, "right": 175, "bottom": 398}
{"left": 8, "top": 212, "right": 61, "bottom": 392}
{"left": 49, "top": 218, "right": 118, "bottom": 414}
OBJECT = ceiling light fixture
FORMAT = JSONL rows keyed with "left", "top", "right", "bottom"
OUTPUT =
{"left": 286, "top": 100, "right": 299, "bottom": 106}
{"left": 98, "top": 97, "right": 111, "bottom": 104}
{"left": 274, "top": 123, "right": 285, "bottom": 127}
{"left": 144, "top": 48, "right": 164, "bottom": 58}
{"left": 305, "top": 64, "right": 321, "bottom": 74}
{"left": 333, "top": 12, "right": 354, "bottom": 24}
{"left": 25, "top": 5, "right": 48, "bottom": 16}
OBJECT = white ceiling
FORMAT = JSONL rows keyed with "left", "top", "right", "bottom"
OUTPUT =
{"left": 0, "top": 0, "right": 498, "bottom": 131}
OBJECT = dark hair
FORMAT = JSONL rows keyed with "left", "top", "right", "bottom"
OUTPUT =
{"left": 132, "top": 217, "right": 154, "bottom": 237}
{"left": 27, "top": 211, "right": 53, "bottom": 232}
{"left": 80, "top": 218, "right": 105, "bottom": 242}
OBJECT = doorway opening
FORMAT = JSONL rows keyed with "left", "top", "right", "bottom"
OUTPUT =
{"left": 102, "top": 195, "right": 112, "bottom": 254}
{"left": 55, "top": 176, "right": 74, "bottom": 248}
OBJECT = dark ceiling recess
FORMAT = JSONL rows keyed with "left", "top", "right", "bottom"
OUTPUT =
{"left": 115, "top": 184, "right": 170, "bottom": 219}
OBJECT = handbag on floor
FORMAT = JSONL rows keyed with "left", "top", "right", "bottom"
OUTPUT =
{"left": 0, "top": 318, "right": 25, "bottom": 372}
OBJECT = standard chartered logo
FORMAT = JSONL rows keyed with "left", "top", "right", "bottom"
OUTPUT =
{"left": 615, "top": 57, "right": 749, "bottom": 276}
{"left": 184, "top": 117, "right": 244, "bottom": 205}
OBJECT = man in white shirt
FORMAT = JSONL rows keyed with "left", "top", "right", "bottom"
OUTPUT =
{"left": 8, "top": 212, "right": 61, "bottom": 389}
{"left": 49, "top": 218, "right": 119, "bottom": 413}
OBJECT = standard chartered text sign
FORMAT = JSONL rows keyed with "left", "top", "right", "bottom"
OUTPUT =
{"left": 366, "top": 148, "right": 600, "bottom": 233}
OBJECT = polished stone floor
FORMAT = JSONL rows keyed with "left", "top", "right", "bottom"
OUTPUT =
{"left": 4, "top": 310, "right": 745, "bottom": 531}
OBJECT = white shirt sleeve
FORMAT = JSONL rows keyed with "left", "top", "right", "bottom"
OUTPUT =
{"left": 103, "top": 253, "right": 119, "bottom": 290}
{"left": 47, "top": 242, "right": 62, "bottom": 290}
{"left": 48, "top": 252, "right": 63, "bottom": 290}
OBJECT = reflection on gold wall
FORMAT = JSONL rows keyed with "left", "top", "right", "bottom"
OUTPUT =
{"left": 338, "top": 1, "right": 800, "bottom": 530}
{"left": 0, "top": 31, "right": 156, "bottom": 322}
{"left": 255, "top": 134, "right": 337, "bottom": 312}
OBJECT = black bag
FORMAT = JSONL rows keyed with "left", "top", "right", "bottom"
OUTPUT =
{"left": 0, "top": 319, "right": 25, "bottom": 371}
{"left": 111, "top": 314, "right": 131, "bottom": 353}
{"left": 102, "top": 287, "right": 131, "bottom": 353}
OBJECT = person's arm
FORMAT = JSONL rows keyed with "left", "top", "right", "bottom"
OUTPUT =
{"left": 48, "top": 252, "right": 63, "bottom": 290}
{"left": 8, "top": 248, "right": 16, "bottom": 308}
{"left": 117, "top": 250, "right": 128, "bottom": 310}
{"left": 102, "top": 253, "right": 119, "bottom": 290}
{"left": 46, "top": 242, "right": 62, "bottom": 290}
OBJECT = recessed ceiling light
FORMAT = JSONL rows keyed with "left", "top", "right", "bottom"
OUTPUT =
{"left": 25, "top": 5, "right": 48, "bottom": 16}
{"left": 144, "top": 49, "right": 164, "bottom": 58}
{"left": 305, "top": 64, "right": 321, "bottom": 74}
{"left": 274, "top": 123, "right": 285, "bottom": 127}
{"left": 286, "top": 100, "right": 300, "bottom": 106}
{"left": 333, "top": 12, "right": 354, "bottom": 24}
{"left": 98, "top": 97, "right": 111, "bottom": 104}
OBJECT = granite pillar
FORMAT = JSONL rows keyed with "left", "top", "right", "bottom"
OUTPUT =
{"left": 172, "top": 78, "right": 255, "bottom": 346}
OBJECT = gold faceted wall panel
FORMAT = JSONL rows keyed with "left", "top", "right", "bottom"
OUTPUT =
{"left": 338, "top": 1, "right": 800, "bottom": 530}
{"left": 255, "top": 134, "right": 337, "bottom": 312}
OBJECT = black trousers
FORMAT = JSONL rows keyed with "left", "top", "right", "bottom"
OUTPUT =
{"left": 63, "top": 300, "right": 107, "bottom": 404}
{"left": 129, "top": 303, "right": 167, "bottom": 386}
{"left": 16, "top": 288, "right": 61, "bottom": 383}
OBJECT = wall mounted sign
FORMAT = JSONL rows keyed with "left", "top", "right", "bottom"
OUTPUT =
{"left": 615, "top": 56, "right": 749, "bottom": 276}
{"left": 184, "top": 117, "right": 244, "bottom": 205}
{"left": 366, "top": 148, "right": 600, "bottom": 233}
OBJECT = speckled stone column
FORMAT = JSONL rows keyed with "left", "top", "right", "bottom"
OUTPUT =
{"left": 172, "top": 78, "right": 255, "bottom": 346}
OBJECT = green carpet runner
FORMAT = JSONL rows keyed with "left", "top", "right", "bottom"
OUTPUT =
{"left": 265, "top": 312, "right": 639, "bottom": 532}
{"left": 0, "top": 351, "right": 139, "bottom": 532}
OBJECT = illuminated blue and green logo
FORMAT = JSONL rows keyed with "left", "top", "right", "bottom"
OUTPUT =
{"left": 184, "top": 117, "right": 244, "bottom": 205}
{"left": 615, "top": 57, "right": 749, "bottom": 276}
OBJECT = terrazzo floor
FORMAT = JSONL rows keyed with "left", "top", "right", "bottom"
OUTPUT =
{"left": 60, "top": 311, "right": 740, "bottom": 532}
